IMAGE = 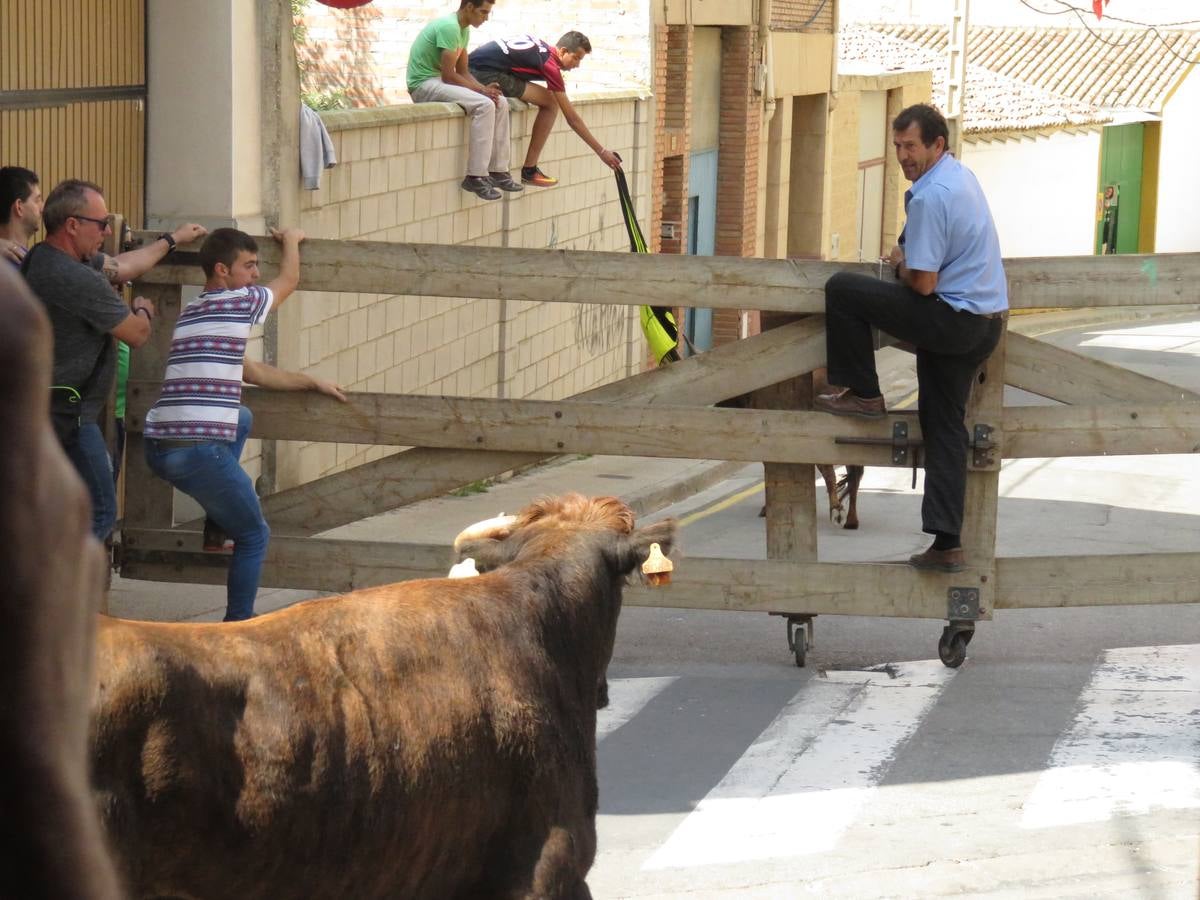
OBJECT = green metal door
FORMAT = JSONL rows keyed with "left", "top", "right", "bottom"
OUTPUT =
{"left": 1095, "top": 124, "right": 1143, "bottom": 255}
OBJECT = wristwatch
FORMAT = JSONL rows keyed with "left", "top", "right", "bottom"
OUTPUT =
{"left": 158, "top": 232, "right": 177, "bottom": 252}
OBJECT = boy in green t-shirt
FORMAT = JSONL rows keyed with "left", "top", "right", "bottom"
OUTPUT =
{"left": 407, "top": 0, "right": 521, "bottom": 201}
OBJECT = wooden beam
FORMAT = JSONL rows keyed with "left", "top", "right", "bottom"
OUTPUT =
{"left": 1002, "top": 402, "right": 1200, "bottom": 458}
{"left": 123, "top": 531, "right": 1200, "bottom": 616}
{"left": 121, "top": 529, "right": 450, "bottom": 594}
{"left": 960, "top": 330, "right": 1006, "bottom": 619}
{"left": 128, "top": 373, "right": 1200, "bottom": 469}
{"left": 1005, "top": 331, "right": 1200, "bottom": 404}
{"left": 121, "top": 284, "right": 181, "bottom": 530}
{"left": 1004, "top": 253, "right": 1198, "bottom": 310}
{"left": 132, "top": 234, "right": 840, "bottom": 313}
{"left": 131, "top": 231, "right": 1200, "bottom": 313}
{"left": 996, "top": 553, "right": 1200, "bottom": 609}
{"left": 121, "top": 527, "right": 985, "bottom": 619}
{"left": 129, "top": 386, "right": 930, "bottom": 467}
{"left": 163, "top": 318, "right": 828, "bottom": 537}
{"left": 613, "top": 557, "right": 983, "bottom": 619}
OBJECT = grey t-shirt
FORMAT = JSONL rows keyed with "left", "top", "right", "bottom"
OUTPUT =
{"left": 23, "top": 243, "right": 129, "bottom": 421}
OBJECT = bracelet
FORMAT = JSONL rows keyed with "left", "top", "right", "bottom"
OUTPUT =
{"left": 134, "top": 307, "right": 153, "bottom": 321}
{"left": 158, "top": 232, "right": 177, "bottom": 252}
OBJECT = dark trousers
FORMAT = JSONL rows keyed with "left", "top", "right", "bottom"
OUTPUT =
{"left": 824, "top": 271, "right": 1004, "bottom": 536}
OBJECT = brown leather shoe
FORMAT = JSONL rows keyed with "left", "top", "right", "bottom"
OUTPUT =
{"left": 908, "top": 544, "right": 966, "bottom": 573}
{"left": 814, "top": 388, "right": 887, "bottom": 419}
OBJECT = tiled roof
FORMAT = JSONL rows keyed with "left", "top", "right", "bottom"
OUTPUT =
{"left": 839, "top": 26, "right": 1112, "bottom": 134}
{"left": 870, "top": 24, "right": 1200, "bottom": 113}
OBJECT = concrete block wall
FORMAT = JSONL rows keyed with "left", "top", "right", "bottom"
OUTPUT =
{"left": 275, "top": 94, "right": 651, "bottom": 489}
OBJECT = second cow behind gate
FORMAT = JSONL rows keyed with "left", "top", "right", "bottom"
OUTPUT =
{"left": 90, "top": 493, "right": 675, "bottom": 900}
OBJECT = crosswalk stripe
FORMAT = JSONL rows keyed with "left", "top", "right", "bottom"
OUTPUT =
{"left": 597, "top": 676, "right": 679, "bottom": 741}
{"left": 641, "top": 660, "right": 955, "bottom": 870}
{"left": 1021, "top": 643, "right": 1200, "bottom": 828}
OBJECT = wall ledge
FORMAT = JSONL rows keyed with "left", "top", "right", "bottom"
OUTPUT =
{"left": 318, "top": 88, "right": 651, "bottom": 132}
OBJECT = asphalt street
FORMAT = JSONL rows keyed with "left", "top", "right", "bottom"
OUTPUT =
{"left": 592, "top": 312, "right": 1200, "bottom": 898}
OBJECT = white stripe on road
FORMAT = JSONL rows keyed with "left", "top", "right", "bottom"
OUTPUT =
{"left": 1021, "top": 643, "right": 1200, "bottom": 828}
{"left": 642, "top": 660, "right": 955, "bottom": 870}
{"left": 597, "top": 677, "right": 679, "bottom": 741}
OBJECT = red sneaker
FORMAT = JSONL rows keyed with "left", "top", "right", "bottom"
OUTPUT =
{"left": 203, "top": 519, "right": 234, "bottom": 553}
{"left": 521, "top": 166, "right": 558, "bottom": 187}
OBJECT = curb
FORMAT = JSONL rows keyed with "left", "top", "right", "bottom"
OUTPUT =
{"left": 1009, "top": 304, "right": 1200, "bottom": 339}
{"left": 625, "top": 459, "right": 750, "bottom": 518}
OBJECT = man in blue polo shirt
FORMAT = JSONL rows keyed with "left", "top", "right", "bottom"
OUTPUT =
{"left": 816, "top": 103, "right": 1007, "bottom": 572}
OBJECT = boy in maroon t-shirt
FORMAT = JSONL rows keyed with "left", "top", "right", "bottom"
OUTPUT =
{"left": 469, "top": 31, "right": 621, "bottom": 187}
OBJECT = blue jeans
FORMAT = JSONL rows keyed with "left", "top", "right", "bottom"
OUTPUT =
{"left": 65, "top": 422, "right": 117, "bottom": 543}
{"left": 144, "top": 406, "right": 269, "bottom": 621}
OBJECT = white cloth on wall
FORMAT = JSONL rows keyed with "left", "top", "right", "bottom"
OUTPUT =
{"left": 299, "top": 104, "right": 337, "bottom": 190}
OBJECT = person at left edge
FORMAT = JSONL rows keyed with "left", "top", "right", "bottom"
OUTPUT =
{"left": 21, "top": 178, "right": 207, "bottom": 544}
{"left": 0, "top": 166, "right": 44, "bottom": 266}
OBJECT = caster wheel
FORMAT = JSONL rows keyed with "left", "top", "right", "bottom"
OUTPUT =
{"left": 938, "top": 626, "right": 972, "bottom": 668}
{"left": 786, "top": 618, "right": 809, "bottom": 668}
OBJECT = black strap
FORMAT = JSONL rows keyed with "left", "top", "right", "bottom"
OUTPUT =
{"left": 22, "top": 243, "right": 111, "bottom": 397}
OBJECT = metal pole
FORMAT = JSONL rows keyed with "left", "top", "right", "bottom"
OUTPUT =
{"left": 946, "top": 0, "right": 969, "bottom": 157}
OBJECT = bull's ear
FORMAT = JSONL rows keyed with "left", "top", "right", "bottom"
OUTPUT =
{"left": 605, "top": 519, "right": 676, "bottom": 576}
{"left": 454, "top": 539, "right": 511, "bottom": 573}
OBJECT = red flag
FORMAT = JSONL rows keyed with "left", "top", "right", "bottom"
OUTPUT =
{"left": 1093, "top": 0, "right": 1108, "bottom": 20}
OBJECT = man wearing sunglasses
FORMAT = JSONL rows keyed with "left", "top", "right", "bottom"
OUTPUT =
{"left": 21, "top": 178, "right": 206, "bottom": 545}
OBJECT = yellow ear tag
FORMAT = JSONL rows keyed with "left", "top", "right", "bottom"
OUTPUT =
{"left": 640, "top": 542, "right": 673, "bottom": 587}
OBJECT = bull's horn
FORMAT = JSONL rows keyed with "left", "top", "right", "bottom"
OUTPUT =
{"left": 447, "top": 557, "right": 479, "bottom": 579}
{"left": 453, "top": 512, "right": 518, "bottom": 551}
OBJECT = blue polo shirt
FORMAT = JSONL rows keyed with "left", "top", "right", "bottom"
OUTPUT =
{"left": 901, "top": 154, "right": 1008, "bottom": 315}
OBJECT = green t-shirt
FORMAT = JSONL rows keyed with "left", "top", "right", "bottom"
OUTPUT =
{"left": 407, "top": 13, "right": 468, "bottom": 92}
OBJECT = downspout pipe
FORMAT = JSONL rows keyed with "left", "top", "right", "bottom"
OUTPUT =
{"left": 828, "top": 0, "right": 839, "bottom": 110}
{"left": 758, "top": 0, "right": 776, "bottom": 125}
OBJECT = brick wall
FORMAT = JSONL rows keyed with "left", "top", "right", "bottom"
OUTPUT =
{"left": 297, "top": 0, "right": 651, "bottom": 107}
{"left": 712, "top": 26, "right": 761, "bottom": 347}
{"left": 277, "top": 95, "right": 651, "bottom": 487}
{"left": 654, "top": 24, "right": 693, "bottom": 257}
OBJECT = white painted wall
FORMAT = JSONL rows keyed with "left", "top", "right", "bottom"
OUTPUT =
{"left": 1155, "top": 71, "right": 1200, "bottom": 253}
{"left": 147, "top": 0, "right": 265, "bottom": 230}
{"left": 963, "top": 129, "right": 1102, "bottom": 257}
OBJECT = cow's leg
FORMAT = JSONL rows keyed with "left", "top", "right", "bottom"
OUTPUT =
{"left": 818, "top": 464, "right": 846, "bottom": 525}
{"left": 841, "top": 465, "right": 865, "bottom": 530}
{"left": 526, "top": 826, "right": 592, "bottom": 900}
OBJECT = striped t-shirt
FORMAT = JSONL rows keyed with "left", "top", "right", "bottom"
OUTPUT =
{"left": 143, "top": 285, "right": 273, "bottom": 441}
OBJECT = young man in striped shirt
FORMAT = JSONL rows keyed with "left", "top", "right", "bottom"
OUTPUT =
{"left": 143, "top": 227, "right": 345, "bottom": 621}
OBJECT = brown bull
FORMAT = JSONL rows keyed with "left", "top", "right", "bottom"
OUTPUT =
{"left": 90, "top": 494, "right": 675, "bottom": 900}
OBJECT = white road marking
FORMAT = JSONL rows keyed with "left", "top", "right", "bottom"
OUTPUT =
{"left": 597, "top": 676, "right": 679, "bottom": 741}
{"left": 1022, "top": 643, "right": 1200, "bottom": 828}
{"left": 641, "top": 660, "right": 955, "bottom": 870}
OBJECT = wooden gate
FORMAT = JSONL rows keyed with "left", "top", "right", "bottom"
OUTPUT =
{"left": 0, "top": 0, "right": 146, "bottom": 231}
{"left": 118, "top": 238, "right": 1200, "bottom": 663}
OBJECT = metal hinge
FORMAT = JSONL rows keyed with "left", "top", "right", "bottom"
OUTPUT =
{"left": 834, "top": 418, "right": 923, "bottom": 486}
{"left": 970, "top": 423, "right": 997, "bottom": 468}
{"left": 835, "top": 419, "right": 921, "bottom": 464}
{"left": 947, "top": 586, "right": 980, "bottom": 620}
